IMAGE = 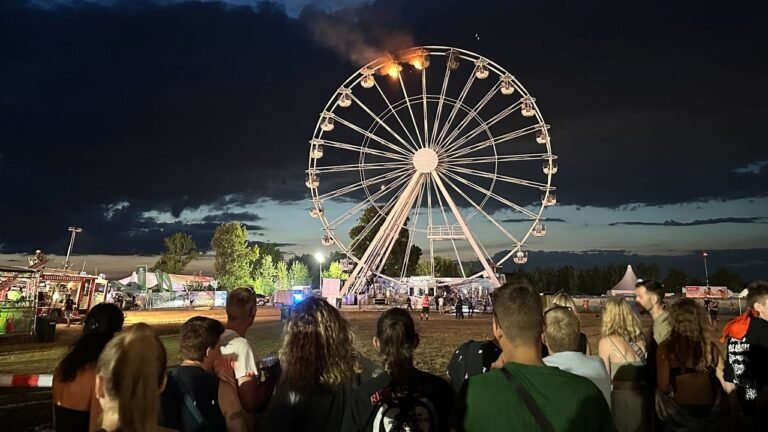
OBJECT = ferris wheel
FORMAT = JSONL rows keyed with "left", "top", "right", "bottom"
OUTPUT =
{"left": 306, "top": 46, "right": 557, "bottom": 295}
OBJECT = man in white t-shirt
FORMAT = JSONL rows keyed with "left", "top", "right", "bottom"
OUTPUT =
{"left": 219, "top": 287, "right": 272, "bottom": 412}
{"left": 543, "top": 306, "right": 612, "bottom": 408}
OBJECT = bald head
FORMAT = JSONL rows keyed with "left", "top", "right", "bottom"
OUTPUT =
{"left": 226, "top": 287, "right": 257, "bottom": 323}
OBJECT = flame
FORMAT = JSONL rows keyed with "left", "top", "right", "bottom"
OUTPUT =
{"left": 382, "top": 63, "right": 401, "bottom": 78}
{"left": 412, "top": 59, "right": 423, "bottom": 70}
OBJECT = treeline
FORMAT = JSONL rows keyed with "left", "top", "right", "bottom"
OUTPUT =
{"left": 505, "top": 263, "right": 746, "bottom": 295}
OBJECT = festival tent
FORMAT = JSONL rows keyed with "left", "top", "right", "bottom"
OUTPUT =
{"left": 116, "top": 271, "right": 213, "bottom": 292}
{"left": 606, "top": 265, "right": 638, "bottom": 296}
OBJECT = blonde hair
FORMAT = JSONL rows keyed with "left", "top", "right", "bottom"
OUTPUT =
{"left": 552, "top": 293, "right": 578, "bottom": 311}
{"left": 96, "top": 323, "right": 167, "bottom": 432}
{"left": 279, "top": 297, "right": 360, "bottom": 393}
{"left": 601, "top": 296, "right": 644, "bottom": 343}
{"left": 544, "top": 307, "right": 580, "bottom": 352}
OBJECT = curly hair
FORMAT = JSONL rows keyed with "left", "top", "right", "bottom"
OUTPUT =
{"left": 278, "top": 297, "right": 360, "bottom": 393}
{"left": 601, "top": 296, "right": 643, "bottom": 343}
{"left": 663, "top": 298, "right": 718, "bottom": 370}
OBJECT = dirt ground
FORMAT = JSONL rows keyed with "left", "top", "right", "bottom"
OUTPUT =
{"left": 0, "top": 306, "right": 730, "bottom": 431}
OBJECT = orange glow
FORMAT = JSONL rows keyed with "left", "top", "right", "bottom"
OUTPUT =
{"left": 412, "top": 59, "right": 423, "bottom": 70}
{"left": 383, "top": 63, "right": 402, "bottom": 78}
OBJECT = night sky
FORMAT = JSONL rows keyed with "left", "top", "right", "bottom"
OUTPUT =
{"left": 1, "top": 0, "right": 766, "bottom": 279}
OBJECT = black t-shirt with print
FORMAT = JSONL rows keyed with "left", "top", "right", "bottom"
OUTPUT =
{"left": 724, "top": 317, "right": 768, "bottom": 414}
{"left": 342, "top": 369, "right": 453, "bottom": 432}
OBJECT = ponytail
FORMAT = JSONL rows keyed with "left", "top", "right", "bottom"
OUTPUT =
{"left": 97, "top": 324, "right": 167, "bottom": 432}
{"left": 376, "top": 308, "right": 417, "bottom": 382}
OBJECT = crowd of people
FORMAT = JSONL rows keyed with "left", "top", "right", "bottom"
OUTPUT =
{"left": 49, "top": 280, "right": 768, "bottom": 431}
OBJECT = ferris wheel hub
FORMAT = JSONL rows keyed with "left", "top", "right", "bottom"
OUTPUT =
{"left": 412, "top": 147, "right": 439, "bottom": 173}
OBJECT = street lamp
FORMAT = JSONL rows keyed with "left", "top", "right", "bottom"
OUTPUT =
{"left": 702, "top": 251, "right": 710, "bottom": 287}
{"left": 64, "top": 226, "right": 83, "bottom": 270}
{"left": 315, "top": 252, "right": 325, "bottom": 289}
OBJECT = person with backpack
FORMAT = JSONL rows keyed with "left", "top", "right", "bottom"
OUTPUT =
{"left": 342, "top": 308, "right": 453, "bottom": 431}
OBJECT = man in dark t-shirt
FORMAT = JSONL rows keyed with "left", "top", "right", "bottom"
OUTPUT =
{"left": 723, "top": 281, "right": 768, "bottom": 430}
{"left": 342, "top": 369, "right": 453, "bottom": 432}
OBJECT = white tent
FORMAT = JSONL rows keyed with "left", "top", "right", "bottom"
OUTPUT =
{"left": 117, "top": 272, "right": 213, "bottom": 292}
{"left": 606, "top": 265, "right": 638, "bottom": 296}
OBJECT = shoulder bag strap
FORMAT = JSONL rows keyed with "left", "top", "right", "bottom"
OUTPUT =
{"left": 499, "top": 368, "right": 555, "bottom": 432}
{"left": 170, "top": 368, "right": 208, "bottom": 428}
{"left": 627, "top": 341, "right": 647, "bottom": 365}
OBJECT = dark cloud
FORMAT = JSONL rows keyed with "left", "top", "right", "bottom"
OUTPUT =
{"left": 200, "top": 211, "right": 263, "bottom": 223}
{"left": 1, "top": 0, "right": 767, "bottom": 254}
{"left": 609, "top": 217, "right": 767, "bottom": 227}
{"left": 502, "top": 217, "right": 567, "bottom": 223}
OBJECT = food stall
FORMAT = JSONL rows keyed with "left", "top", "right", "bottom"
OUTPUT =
{"left": 38, "top": 271, "right": 106, "bottom": 317}
{"left": 0, "top": 266, "right": 40, "bottom": 336}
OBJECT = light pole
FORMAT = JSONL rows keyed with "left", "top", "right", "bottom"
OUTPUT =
{"left": 315, "top": 252, "right": 325, "bottom": 290}
{"left": 702, "top": 251, "right": 710, "bottom": 287}
{"left": 64, "top": 226, "right": 83, "bottom": 270}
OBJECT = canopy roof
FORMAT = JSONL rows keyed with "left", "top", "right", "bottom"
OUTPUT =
{"left": 611, "top": 265, "right": 639, "bottom": 292}
{"left": 116, "top": 271, "right": 213, "bottom": 292}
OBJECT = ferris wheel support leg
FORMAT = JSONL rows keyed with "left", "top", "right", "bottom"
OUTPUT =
{"left": 341, "top": 173, "right": 423, "bottom": 296}
{"left": 430, "top": 172, "right": 501, "bottom": 287}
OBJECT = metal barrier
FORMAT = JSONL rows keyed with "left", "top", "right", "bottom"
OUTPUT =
{"left": 0, "top": 373, "right": 53, "bottom": 388}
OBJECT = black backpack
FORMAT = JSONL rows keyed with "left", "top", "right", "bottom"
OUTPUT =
{"left": 372, "top": 390, "right": 438, "bottom": 432}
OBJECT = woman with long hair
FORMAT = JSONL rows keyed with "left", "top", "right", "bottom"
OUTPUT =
{"left": 343, "top": 308, "right": 453, "bottom": 432}
{"left": 95, "top": 323, "right": 169, "bottom": 432}
{"left": 656, "top": 298, "right": 727, "bottom": 430}
{"left": 264, "top": 297, "right": 365, "bottom": 432}
{"left": 52, "top": 303, "right": 124, "bottom": 432}
{"left": 598, "top": 296, "right": 648, "bottom": 432}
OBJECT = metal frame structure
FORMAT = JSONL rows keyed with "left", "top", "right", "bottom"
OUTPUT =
{"left": 306, "top": 46, "right": 557, "bottom": 295}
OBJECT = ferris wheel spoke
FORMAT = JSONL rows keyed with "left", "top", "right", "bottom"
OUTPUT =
{"left": 447, "top": 124, "right": 540, "bottom": 159}
{"left": 442, "top": 170, "right": 539, "bottom": 219}
{"left": 435, "top": 81, "right": 501, "bottom": 153}
{"left": 347, "top": 177, "right": 412, "bottom": 250}
{"left": 438, "top": 172, "right": 522, "bottom": 244}
{"left": 317, "top": 167, "right": 410, "bottom": 202}
{"left": 310, "top": 161, "right": 408, "bottom": 174}
{"left": 444, "top": 153, "right": 552, "bottom": 165}
{"left": 421, "top": 68, "right": 430, "bottom": 150}
{"left": 430, "top": 176, "right": 466, "bottom": 279}
{"left": 349, "top": 93, "right": 420, "bottom": 155}
{"left": 447, "top": 165, "right": 549, "bottom": 189}
{"left": 373, "top": 82, "right": 420, "bottom": 153}
{"left": 325, "top": 175, "right": 411, "bottom": 230}
{"left": 400, "top": 177, "right": 426, "bottom": 279}
{"left": 426, "top": 176, "right": 435, "bottom": 275}
{"left": 433, "top": 69, "right": 476, "bottom": 150}
{"left": 429, "top": 62, "right": 452, "bottom": 148}
{"left": 397, "top": 73, "right": 425, "bottom": 148}
{"left": 441, "top": 100, "right": 523, "bottom": 155}
{"left": 316, "top": 139, "right": 410, "bottom": 162}
{"left": 332, "top": 115, "right": 412, "bottom": 157}
{"left": 431, "top": 172, "right": 500, "bottom": 284}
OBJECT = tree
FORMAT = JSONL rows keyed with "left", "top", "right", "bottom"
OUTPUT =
{"left": 322, "top": 261, "right": 349, "bottom": 280}
{"left": 288, "top": 261, "right": 311, "bottom": 287}
{"left": 348, "top": 206, "right": 422, "bottom": 277}
{"left": 211, "top": 222, "right": 260, "bottom": 290}
{"left": 252, "top": 254, "right": 277, "bottom": 295}
{"left": 434, "top": 256, "right": 463, "bottom": 277}
{"left": 253, "top": 242, "right": 284, "bottom": 274}
{"left": 151, "top": 232, "right": 199, "bottom": 274}
{"left": 709, "top": 267, "right": 744, "bottom": 293}
{"left": 636, "top": 263, "right": 661, "bottom": 281}
{"left": 414, "top": 260, "right": 431, "bottom": 276}
{"left": 275, "top": 260, "right": 290, "bottom": 290}
{"left": 663, "top": 268, "right": 689, "bottom": 294}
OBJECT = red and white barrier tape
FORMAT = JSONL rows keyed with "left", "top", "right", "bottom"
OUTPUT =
{"left": 0, "top": 374, "right": 53, "bottom": 388}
